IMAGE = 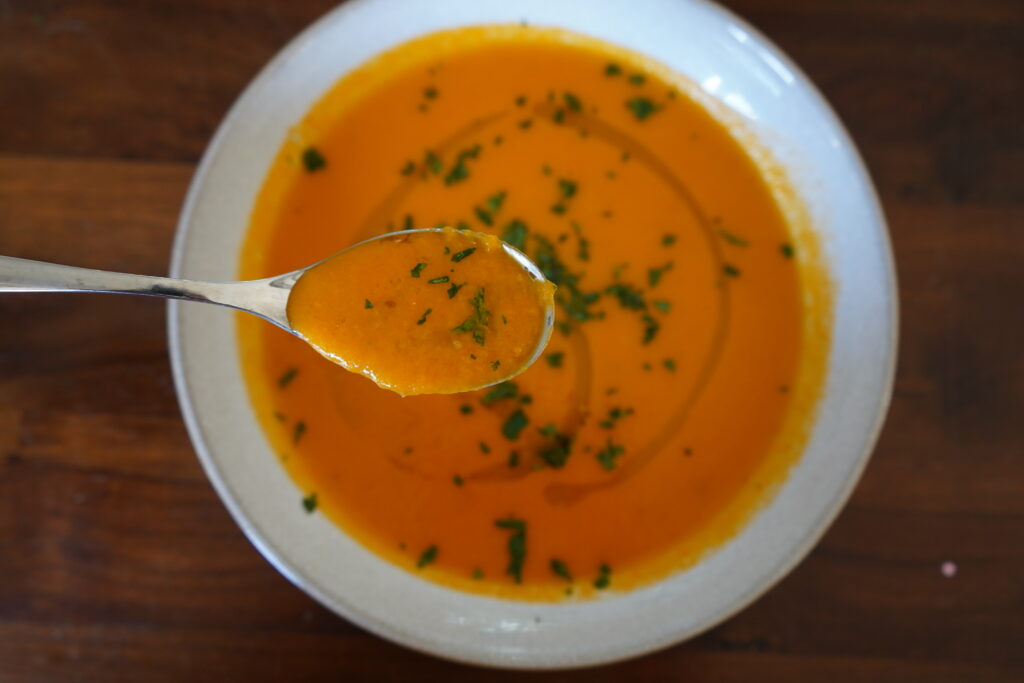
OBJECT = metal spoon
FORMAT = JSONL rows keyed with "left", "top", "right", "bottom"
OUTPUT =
{"left": 0, "top": 229, "right": 555, "bottom": 391}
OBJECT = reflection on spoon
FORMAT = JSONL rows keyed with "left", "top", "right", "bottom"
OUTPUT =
{"left": 0, "top": 227, "right": 555, "bottom": 396}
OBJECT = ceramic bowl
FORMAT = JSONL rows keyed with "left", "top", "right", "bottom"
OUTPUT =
{"left": 168, "top": 0, "right": 897, "bottom": 669}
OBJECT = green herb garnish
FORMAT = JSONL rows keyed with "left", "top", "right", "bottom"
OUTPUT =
{"left": 474, "top": 206, "right": 493, "bottom": 226}
{"left": 293, "top": 421, "right": 306, "bottom": 444}
{"left": 410, "top": 262, "right": 427, "bottom": 278}
{"left": 605, "top": 63, "right": 622, "bottom": 77}
{"left": 663, "top": 358, "right": 677, "bottom": 372}
{"left": 451, "top": 247, "right": 476, "bottom": 262}
{"left": 648, "top": 262, "right": 674, "bottom": 287}
{"left": 596, "top": 439, "right": 625, "bottom": 471}
{"left": 662, "top": 234, "right": 677, "bottom": 247}
{"left": 501, "top": 220, "right": 528, "bottom": 250}
{"left": 718, "top": 229, "right": 749, "bottom": 247}
{"left": 301, "top": 147, "right": 326, "bottom": 172}
{"left": 642, "top": 314, "right": 660, "bottom": 344}
{"left": 452, "top": 288, "right": 490, "bottom": 345}
{"left": 459, "top": 404, "right": 474, "bottom": 415}
{"left": 424, "top": 150, "right": 443, "bottom": 175}
{"left": 416, "top": 308, "right": 432, "bottom": 325}
{"left": 417, "top": 545, "right": 438, "bottom": 569}
{"left": 508, "top": 451, "right": 520, "bottom": 468}
{"left": 502, "top": 410, "right": 529, "bottom": 441}
{"left": 558, "top": 178, "right": 577, "bottom": 199}
{"left": 428, "top": 276, "right": 449, "bottom": 284}
{"left": 626, "top": 97, "right": 658, "bottom": 121}
{"left": 495, "top": 518, "right": 527, "bottom": 584}
{"left": 628, "top": 73, "right": 646, "bottom": 85}
{"left": 453, "top": 475, "right": 464, "bottom": 486}
{"left": 551, "top": 559, "right": 573, "bottom": 582}
{"left": 723, "top": 263, "right": 741, "bottom": 278}
{"left": 652, "top": 299, "right": 671, "bottom": 313}
{"left": 447, "top": 281, "right": 465, "bottom": 299}
{"left": 781, "top": 243, "right": 795, "bottom": 259}
{"left": 605, "top": 282, "right": 645, "bottom": 310}
{"left": 364, "top": 299, "right": 374, "bottom": 309}
{"left": 538, "top": 429, "right": 573, "bottom": 468}
{"left": 479, "top": 441, "right": 491, "bottom": 454}
{"left": 301, "top": 492, "right": 317, "bottom": 513}
{"left": 545, "top": 352, "right": 564, "bottom": 368}
{"left": 423, "top": 86, "right": 438, "bottom": 99}
{"left": 563, "top": 92, "right": 582, "bottom": 112}
{"left": 444, "top": 144, "right": 482, "bottom": 185}
{"left": 278, "top": 367, "right": 298, "bottom": 388}
{"left": 594, "top": 563, "right": 612, "bottom": 589}
{"left": 515, "top": 95, "right": 527, "bottom": 106}
{"left": 399, "top": 160, "right": 416, "bottom": 176}
{"left": 483, "top": 381, "right": 517, "bottom": 404}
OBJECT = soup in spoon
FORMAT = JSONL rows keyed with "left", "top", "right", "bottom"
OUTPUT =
{"left": 287, "top": 227, "right": 555, "bottom": 396}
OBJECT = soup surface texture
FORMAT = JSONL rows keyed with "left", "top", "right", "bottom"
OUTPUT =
{"left": 287, "top": 227, "right": 554, "bottom": 396}
{"left": 238, "top": 25, "right": 829, "bottom": 601}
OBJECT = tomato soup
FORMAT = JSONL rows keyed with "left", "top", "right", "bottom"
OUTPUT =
{"left": 238, "top": 25, "right": 830, "bottom": 601}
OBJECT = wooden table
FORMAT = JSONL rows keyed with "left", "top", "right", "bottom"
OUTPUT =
{"left": 1, "top": 1, "right": 1021, "bottom": 680}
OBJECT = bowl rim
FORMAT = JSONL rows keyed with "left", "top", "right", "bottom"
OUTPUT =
{"left": 167, "top": 0, "right": 898, "bottom": 669}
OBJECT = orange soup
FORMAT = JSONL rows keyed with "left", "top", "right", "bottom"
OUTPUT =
{"left": 238, "top": 25, "right": 830, "bottom": 601}
{"left": 287, "top": 227, "right": 554, "bottom": 396}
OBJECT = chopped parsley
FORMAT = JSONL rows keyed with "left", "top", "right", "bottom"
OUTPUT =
{"left": 402, "top": 214, "right": 415, "bottom": 231}
{"left": 605, "top": 63, "right": 622, "bottom": 77}
{"left": 424, "top": 150, "right": 443, "bottom": 175}
{"left": 452, "top": 475, "right": 464, "bottom": 486}
{"left": 501, "top": 220, "right": 528, "bottom": 250}
{"left": 558, "top": 178, "right": 577, "bottom": 199}
{"left": 663, "top": 358, "right": 677, "bottom": 372}
{"left": 364, "top": 299, "right": 374, "bottom": 309}
{"left": 545, "top": 351, "right": 564, "bottom": 368}
{"left": 781, "top": 243, "right": 795, "bottom": 259}
{"left": 652, "top": 299, "right": 671, "bottom": 313}
{"left": 605, "top": 282, "right": 645, "bottom": 310}
{"left": 452, "top": 288, "right": 490, "bottom": 345}
{"left": 423, "top": 86, "right": 438, "bottom": 99}
{"left": 723, "top": 263, "right": 741, "bottom": 278}
{"left": 518, "top": 118, "right": 533, "bottom": 130}
{"left": 399, "top": 160, "right": 416, "bottom": 176}
{"left": 491, "top": 360, "right": 501, "bottom": 371}
{"left": 515, "top": 95, "right": 527, "bottom": 106}
{"left": 459, "top": 404, "right": 474, "bottom": 415}
{"left": 507, "top": 451, "right": 520, "bottom": 468}
{"left": 301, "top": 147, "right": 326, "bottom": 172}
{"left": 538, "top": 429, "right": 573, "bottom": 468}
{"left": 428, "top": 276, "right": 449, "bottom": 284}
{"left": 416, "top": 308, "right": 432, "bottom": 325}
{"left": 642, "top": 314, "right": 660, "bottom": 344}
{"left": 483, "top": 381, "right": 517, "bottom": 404}
{"left": 502, "top": 410, "right": 529, "bottom": 441}
{"left": 626, "top": 97, "right": 658, "bottom": 121}
{"left": 277, "top": 367, "right": 298, "bottom": 388}
{"left": 451, "top": 247, "right": 476, "bottom": 262}
{"left": 486, "top": 190, "right": 507, "bottom": 213}
{"left": 550, "top": 203, "right": 567, "bottom": 215}
{"left": 717, "top": 229, "right": 749, "bottom": 247}
{"left": 495, "top": 518, "right": 527, "bottom": 584}
{"left": 551, "top": 559, "right": 573, "bottom": 582}
{"left": 474, "top": 206, "right": 494, "bottom": 226}
{"left": 446, "top": 281, "right": 465, "bottom": 299}
{"left": 628, "top": 73, "right": 646, "bottom": 85}
{"left": 443, "top": 144, "right": 482, "bottom": 185}
{"left": 417, "top": 545, "right": 438, "bottom": 569}
{"left": 648, "top": 262, "right": 674, "bottom": 287}
{"left": 594, "top": 563, "right": 612, "bottom": 589}
{"left": 596, "top": 439, "right": 625, "bottom": 470}
{"left": 293, "top": 421, "right": 307, "bottom": 444}
{"left": 410, "top": 262, "right": 427, "bottom": 278}
{"left": 301, "top": 492, "right": 317, "bottom": 513}
{"left": 479, "top": 441, "right": 491, "bottom": 454}
{"left": 662, "top": 234, "right": 677, "bottom": 247}
{"left": 598, "top": 406, "right": 634, "bottom": 429}
{"left": 563, "top": 92, "right": 582, "bottom": 112}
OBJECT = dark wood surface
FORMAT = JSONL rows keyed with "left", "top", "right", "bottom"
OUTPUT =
{"left": 1, "top": 1, "right": 1021, "bottom": 680}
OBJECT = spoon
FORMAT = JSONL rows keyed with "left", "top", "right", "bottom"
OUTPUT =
{"left": 0, "top": 228, "right": 555, "bottom": 395}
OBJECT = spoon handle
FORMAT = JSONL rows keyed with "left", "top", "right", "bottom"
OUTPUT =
{"left": 0, "top": 254, "right": 294, "bottom": 329}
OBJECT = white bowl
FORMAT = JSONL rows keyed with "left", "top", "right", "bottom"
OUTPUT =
{"left": 168, "top": 0, "right": 897, "bottom": 669}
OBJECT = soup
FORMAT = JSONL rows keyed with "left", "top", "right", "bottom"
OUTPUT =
{"left": 287, "top": 227, "right": 555, "bottom": 396}
{"left": 238, "top": 25, "right": 829, "bottom": 601}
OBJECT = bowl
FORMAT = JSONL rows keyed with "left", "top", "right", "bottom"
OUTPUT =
{"left": 168, "top": 0, "right": 897, "bottom": 669}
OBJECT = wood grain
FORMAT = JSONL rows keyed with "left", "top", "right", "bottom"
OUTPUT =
{"left": 1, "top": 1, "right": 1021, "bottom": 680}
